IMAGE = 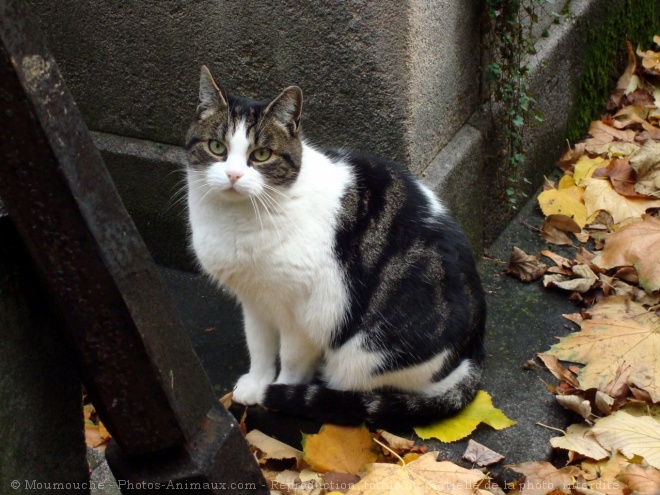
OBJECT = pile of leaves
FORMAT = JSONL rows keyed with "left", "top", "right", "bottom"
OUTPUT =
{"left": 506, "top": 38, "right": 660, "bottom": 494}
{"left": 226, "top": 391, "right": 516, "bottom": 495}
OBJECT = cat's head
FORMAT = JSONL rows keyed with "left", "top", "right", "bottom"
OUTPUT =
{"left": 185, "top": 66, "right": 303, "bottom": 201}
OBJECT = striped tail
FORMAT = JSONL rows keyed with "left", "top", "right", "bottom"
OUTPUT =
{"left": 262, "top": 381, "right": 478, "bottom": 430}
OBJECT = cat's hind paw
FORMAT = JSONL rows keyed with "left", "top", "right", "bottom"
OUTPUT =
{"left": 232, "top": 373, "right": 272, "bottom": 405}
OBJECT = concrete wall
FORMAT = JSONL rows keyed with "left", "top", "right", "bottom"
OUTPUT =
{"left": 25, "top": 0, "right": 658, "bottom": 268}
{"left": 28, "top": 0, "right": 485, "bottom": 266}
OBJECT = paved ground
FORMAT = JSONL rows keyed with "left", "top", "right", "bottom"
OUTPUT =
{"left": 153, "top": 188, "right": 579, "bottom": 485}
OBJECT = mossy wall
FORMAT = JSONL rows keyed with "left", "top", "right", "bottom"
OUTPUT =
{"left": 566, "top": 0, "right": 660, "bottom": 142}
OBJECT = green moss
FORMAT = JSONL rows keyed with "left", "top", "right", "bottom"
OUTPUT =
{"left": 566, "top": 0, "right": 660, "bottom": 142}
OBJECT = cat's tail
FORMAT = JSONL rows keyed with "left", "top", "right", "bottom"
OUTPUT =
{"left": 262, "top": 378, "right": 479, "bottom": 430}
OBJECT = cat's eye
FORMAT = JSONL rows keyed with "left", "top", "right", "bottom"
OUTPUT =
{"left": 208, "top": 140, "right": 226, "bottom": 156}
{"left": 251, "top": 148, "right": 272, "bottom": 162}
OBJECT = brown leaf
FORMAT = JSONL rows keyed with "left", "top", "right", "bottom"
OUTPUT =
{"left": 613, "top": 105, "right": 650, "bottom": 129}
{"left": 602, "top": 364, "right": 633, "bottom": 403}
{"left": 537, "top": 354, "right": 580, "bottom": 388}
{"left": 540, "top": 214, "right": 583, "bottom": 246}
{"left": 219, "top": 391, "right": 233, "bottom": 409}
{"left": 593, "top": 214, "right": 660, "bottom": 292}
{"left": 323, "top": 472, "right": 360, "bottom": 494}
{"left": 592, "top": 158, "right": 644, "bottom": 198}
{"left": 462, "top": 439, "right": 505, "bottom": 467}
{"left": 544, "top": 264, "right": 599, "bottom": 293}
{"left": 345, "top": 453, "right": 488, "bottom": 495}
{"left": 585, "top": 120, "right": 636, "bottom": 147}
{"left": 617, "top": 463, "right": 660, "bottom": 495}
{"left": 508, "top": 462, "right": 587, "bottom": 495}
{"left": 548, "top": 296, "right": 660, "bottom": 402}
{"left": 506, "top": 246, "right": 548, "bottom": 282}
{"left": 556, "top": 394, "right": 592, "bottom": 420}
{"left": 540, "top": 250, "right": 574, "bottom": 269}
{"left": 630, "top": 139, "right": 660, "bottom": 198}
{"left": 246, "top": 429, "right": 302, "bottom": 465}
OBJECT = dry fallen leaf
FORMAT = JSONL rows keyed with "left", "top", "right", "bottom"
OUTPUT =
{"left": 537, "top": 353, "right": 580, "bottom": 388}
{"left": 540, "top": 214, "right": 582, "bottom": 246}
{"left": 592, "top": 410, "right": 660, "bottom": 469}
{"left": 376, "top": 430, "right": 415, "bottom": 452}
{"left": 462, "top": 439, "right": 505, "bottom": 467}
{"left": 508, "top": 461, "right": 586, "bottom": 495}
{"left": 345, "top": 452, "right": 488, "bottom": 495}
{"left": 538, "top": 186, "right": 588, "bottom": 228}
{"left": 547, "top": 295, "right": 660, "bottom": 402}
{"left": 246, "top": 429, "right": 302, "bottom": 465}
{"left": 617, "top": 462, "right": 660, "bottom": 495}
{"left": 592, "top": 158, "right": 641, "bottom": 198}
{"left": 506, "top": 246, "right": 548, "bottom": 282}
{"left": 544, "top": 264, "right": 599, "bottom": 293}
{"left": 555, "top": 394, "right": 592, "bottom": 420}
{"left": 302, "top": 424, "right": 378, "bottom": 475}
{"left": 593, "top": 214, "right": 660, "bottom": 292}
{"left": 549, "top": 423, "right": 609, "bottom": 461}
{"left": 582, "top": 178, "right": 660, "bottom": 224}
{"left": 630, "top": 139, "right": 660, "bottom": 198}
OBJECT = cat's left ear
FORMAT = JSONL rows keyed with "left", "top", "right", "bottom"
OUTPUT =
{"left": 196, "top": 65, "right": 228, "bottom": 120}
{"left": 265, "top": 86, "right": 303, "bottom": 135}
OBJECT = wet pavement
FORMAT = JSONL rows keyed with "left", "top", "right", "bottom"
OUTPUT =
{"left": 159, "top": 189, "right": 578, "bottom": 483}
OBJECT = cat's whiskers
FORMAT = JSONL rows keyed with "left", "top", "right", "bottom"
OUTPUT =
{"left": 262, "top": 183, "right": 292, "bottom": 202}
{"left": 253, "top": 193, "right": 283, "bottom": 243}
{"left": 167, "top": 176, "right": 206, "bottom": 212}
{"left": 249, "top": 195, "right": 265, "bottom": 235}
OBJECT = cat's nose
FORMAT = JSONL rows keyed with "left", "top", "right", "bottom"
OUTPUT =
{"left": 226, "top": 171, "right": 244, "bottom": 184}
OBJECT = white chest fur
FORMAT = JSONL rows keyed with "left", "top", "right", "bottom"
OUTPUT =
{"left": 187, "top": 145, "right": 352, "bottom": 348}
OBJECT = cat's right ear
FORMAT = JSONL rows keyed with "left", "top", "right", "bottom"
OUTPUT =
{"left": 196, "top": 65, "right": 228, "bottom": 120}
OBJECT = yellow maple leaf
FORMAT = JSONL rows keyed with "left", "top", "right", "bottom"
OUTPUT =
{"left": 345, "top": 452, "right": 488, "bottom": 495}
{"left": 573, "top": 156, "right": 607, "bottom": 185}
{"left": 538, "top": 186, "right": 588, "bottom": 228}
{"left": 582, "top": 178, "right": 660, "bottom": 224}
{"left": 302, "top": 424, "right": 378, "bottom": 475}
{"left": 546, "top": 295, "right": 660, "bottom": 402}
{"left": 558, "top": 174, "right": 576, "bottom": 189}
{"left": 413, "top": 390, "right": 516, "bottom": 443}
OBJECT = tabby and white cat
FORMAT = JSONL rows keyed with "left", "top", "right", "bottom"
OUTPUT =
{"left": 185, "top": 66, "right": 486, "bottom": 428}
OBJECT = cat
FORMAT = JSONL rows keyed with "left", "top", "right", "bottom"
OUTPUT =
{"left": 185, "top": 65, "right": 486, "bottom": 428}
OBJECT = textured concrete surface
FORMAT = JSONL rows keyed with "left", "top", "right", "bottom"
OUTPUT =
{"left": 28, "top": 0, "right": 480, "bottom": 174}
{"left": 25, "top": 0, "right": 636, "bottom": 261}
{"left": 422, "top": 124, "right": 484, "bottom": 256}
{"left": 157, "top": 185, "right": 575, "bottom": 486}
{"left": 92, "top": 132, "right": 195, "bottom": 271}
{"left": 0, "top": 216, "right": 88, "bottom": 494}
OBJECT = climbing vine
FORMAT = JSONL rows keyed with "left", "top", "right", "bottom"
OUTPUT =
{"left": 483, "top": 0, "right": 567, "bottom": 208}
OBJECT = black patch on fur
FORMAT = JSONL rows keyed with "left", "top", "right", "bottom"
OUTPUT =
{"left": 328, "top": 151, "right": 486, "bottom": 373}
{"left": 263, "top": 381, "right": 479, "bottom": 430}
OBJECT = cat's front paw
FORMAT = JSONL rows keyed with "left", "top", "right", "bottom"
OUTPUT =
{"left": 233, "top": 373, "right": 272, "bottom": 405}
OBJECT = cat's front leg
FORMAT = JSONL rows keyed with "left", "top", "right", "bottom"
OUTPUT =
{"left": 276, "top": 329, "right": 321, "bottom": 385}
{"left": 233, "top": 304, "right": 278, "bottom": 405}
